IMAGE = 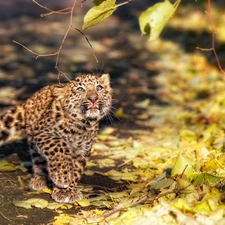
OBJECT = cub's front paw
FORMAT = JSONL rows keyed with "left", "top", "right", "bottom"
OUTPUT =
{"left": 51, "top": 187, "right": 83, "bottom": 203}
{"left": 29, "top": 176, "right": 48, "bottom": 190}
{"left": 49, "top": 170, "right": 71, "bottom": 189}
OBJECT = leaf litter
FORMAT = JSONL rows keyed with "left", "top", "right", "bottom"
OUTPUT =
{"left": 10, "top": 55, "right": 225, "bottom": 224}
{"left": 7, "top": 64, "right": 225, "bottom": 224}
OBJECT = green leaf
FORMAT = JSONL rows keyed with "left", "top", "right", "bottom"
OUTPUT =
{"left": 150, "top": 177, "right": 174, "bottom": 190}
{"left": 139, "top": 0, "right": 180, "bottom": 41}
{"left": 148, "top": 172, "right": 175, "bottom": 190}
{"left": 171, "top": 153, "right": 196, "bottom": 179}
{"left": 204, "top": 173, "right": 221, "bottom": 184}
{"left": 82, "top": 0, "right": 117, "bottom": 30}
{"left": 193, "top": 173, "right": 221, "bottom": 186}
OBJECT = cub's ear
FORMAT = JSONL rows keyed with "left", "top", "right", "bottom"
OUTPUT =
{"left": 100, "top": 73, "right": 110, "bottom": 87}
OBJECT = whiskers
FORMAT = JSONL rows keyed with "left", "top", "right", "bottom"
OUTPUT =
{"left": 105, "top": 98, "right": 121, "bottom": 124}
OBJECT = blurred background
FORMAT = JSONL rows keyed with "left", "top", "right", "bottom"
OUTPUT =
{"left": 1, "top": 0, "right": 225, "bottom": 106}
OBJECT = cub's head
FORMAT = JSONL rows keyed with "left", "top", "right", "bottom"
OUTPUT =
{"left": 64, "top": 74, "right": 111, "bottom": 121}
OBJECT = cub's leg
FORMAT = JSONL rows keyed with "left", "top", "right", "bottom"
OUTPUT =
{"left": 34, "top": 135, "right": 86, "bottom": 203}
{"left": 28, "top": 141, "right": 49, "bottom": 190}
{"left": 51, "top": 155, "right": 87, "bottom": 203}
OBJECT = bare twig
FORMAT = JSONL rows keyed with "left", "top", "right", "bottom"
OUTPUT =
{"left": 13, "top": 0, "right": 87, "bottom": 80}
{"left": 13, "top": 0, "right": 133, "bottom": 80}
{"left": 12, "top": 40, "right": 57, "bottom": 59}
{"left": 13, "top": 0, "right": 101, "bottom": 81}
{"left": 103, "top": 192, "right": 156, "bottom": 219}
{"left": 196, "top": 0, "right": 225, "bottom": 75}
{"left": 0, "top": 211, "right": 12, "bottom": 222}
{"left": 32, "top": 0, "right": 86, "bottom": 17}
{"left": 72, "top": 26, "right": 99, "bottom": 63}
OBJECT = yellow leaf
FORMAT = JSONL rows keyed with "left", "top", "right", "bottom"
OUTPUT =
{"left": 83, "top": 169, "right": 95, "bottom": 176}
{"left": 104, "top": 169, "right": 137, "bottom": 181}
{"left": 177, "top": 179, "right": 195, "bottom": 194}
{"left": 134, "top": 98, "right": 151, "bottom": 108}
{"left": 114, "top": 107, "right": 124, "bottom": 118}
{"left": 42, "top": 188, "right": 52, "bottom": 194}
{"left": 93, "top": 142, "right": 109, "bottom": 150}
{"left": 53, "top": 214, "right": 72, "bottom": 225}
{"left": 172, "top": 198, "right": 193, "bottom": 212}
{"left": 16, "top": 164, "right": 27, "bottom": 172}
{"left": 76, "top": 199, "right": 91, "bottom": 207}
{"left": 179, "top": 129, "right": 197, "bottom": 142}
{"left": 96, "top": 158, "right": 115, "bottom": 166}
{"left": 202, "top": 159, "right": 219, "bottom": 173}
{"left": 106, "top": 191, "right": 128, "bottom": 200}
{"left": 0, "top": 159, "right": 16, "bottom": 171}
{"left": 132, "top": 157, "right": 150, "bottom": 169}
{"left": 13, "top": 198, "right": 48, "bottom": 209}
{"left": 171, "top": 153, "right": 196, "bottom": 179}
{"left": 139, "top": 0, "right": 180, "bottom": 41}
{"left": 47, "top": 202, "right": 64, "bottom": 210}
{"left": 82, "top": 0, "right": 117, "bottom": 29}
{"left": 100, "top": 127, "right": 116, "bottom": 135}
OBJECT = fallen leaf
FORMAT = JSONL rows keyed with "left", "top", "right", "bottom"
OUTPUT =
{"left": 76, "top": 199, "right": 91, "bottom": 207}
{"left": 171, "top": 153, "right": 197, "bottom": 179}
{"left": 13, "top": 198, "right": 48, "bottom": 209}
{"left": 0, "top": 159, "right": 16, "bottom": 171}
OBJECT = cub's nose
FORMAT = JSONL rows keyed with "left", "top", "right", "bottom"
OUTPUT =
{"left": 88, "top": 94, "right": 98, "bottom": 103}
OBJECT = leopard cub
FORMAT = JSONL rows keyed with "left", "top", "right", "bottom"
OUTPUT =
{"left": 0, "top": 74, "right": 111, "bottom": 203}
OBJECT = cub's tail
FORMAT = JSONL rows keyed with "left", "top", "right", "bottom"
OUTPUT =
{"left": 0, "top": 105, "right": 26, "bottom": 145}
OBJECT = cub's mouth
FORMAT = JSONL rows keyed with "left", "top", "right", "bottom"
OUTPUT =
{"left": 81, "top": 103, "right": 101, "bottom": 112}
{"left": 88, "top": 104, "right": 99, "bottom": 110}
{"left": 81, "top": 103, "right": 102, "bottom": 120}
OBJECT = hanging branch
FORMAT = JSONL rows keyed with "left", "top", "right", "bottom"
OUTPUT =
{"left": 12, "top": 0, "right": 96, "bottom": 80}
{"left": 12, "top": 0, "right": 135, "bottom": 80}
{"left": 71, "top": 25, "right": 99, "bottom": 63}
{"left": 196, "top": 0, "right": 225, "bottom": 75}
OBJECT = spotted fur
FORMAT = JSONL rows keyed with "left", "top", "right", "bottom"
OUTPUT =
{"left": 0, "top": 74, "right": 111, "bottom": 203}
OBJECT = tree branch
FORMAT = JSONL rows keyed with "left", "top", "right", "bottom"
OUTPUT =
{"left": 196, "top": 0, "right": 225, "bottom": 75}
{"left": 13, "top": 0, "right": 96, "bottom": 80}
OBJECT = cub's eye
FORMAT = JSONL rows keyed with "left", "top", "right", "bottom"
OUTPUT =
{"left": 77, "top": 87, "right": 85, "bottom": 92}
{"left": 96, "top": 85, "right": 103, "bottom": 91}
